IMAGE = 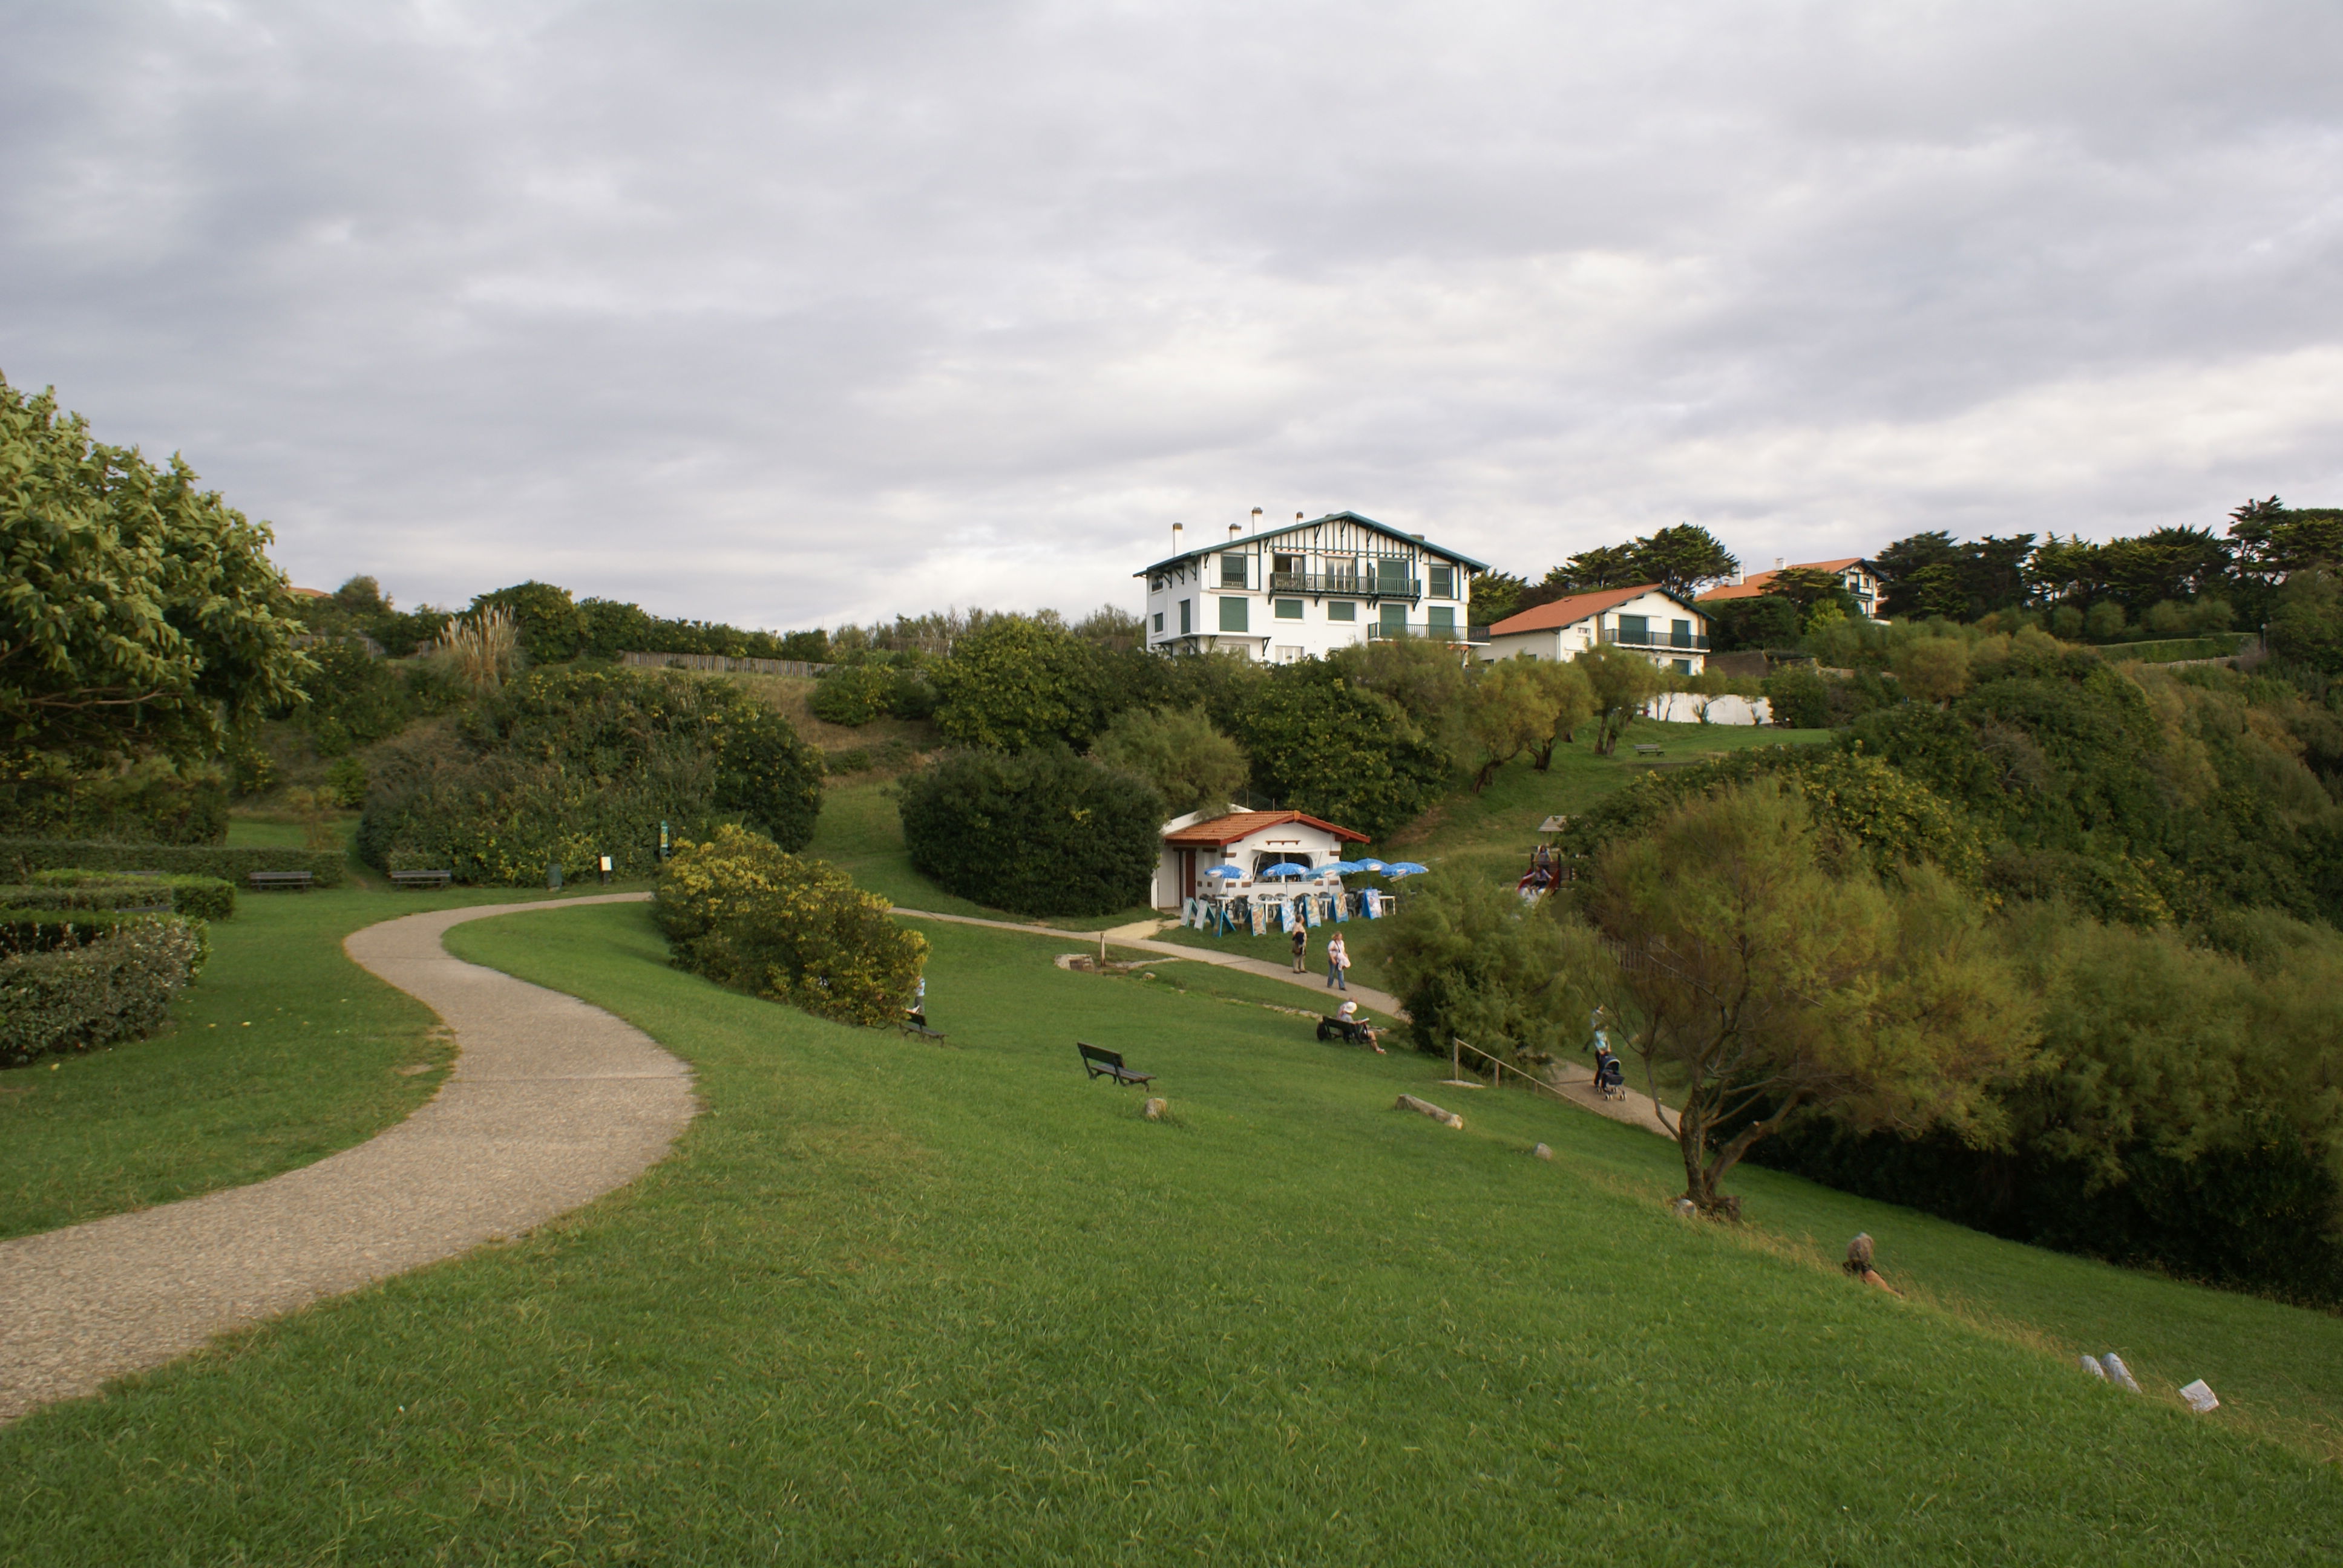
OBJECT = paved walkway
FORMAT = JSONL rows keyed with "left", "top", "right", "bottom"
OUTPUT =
{"left": 895, "top": 908, "right": 1671, "bottom": 1137}
{"left": 0, "top": 893, "right": 692, "bottom": 1424}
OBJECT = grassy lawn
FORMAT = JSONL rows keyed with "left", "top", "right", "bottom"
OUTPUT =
{"left": 5, "top": 900, "right": 2335, "bottom": 1564}
{"left": 0, "top": 884, "right": 640, "bottom": 1240}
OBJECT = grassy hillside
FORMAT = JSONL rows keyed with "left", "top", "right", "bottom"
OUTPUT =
{"left": 5, "top": 901, "right": 2334, "bottom": 1564}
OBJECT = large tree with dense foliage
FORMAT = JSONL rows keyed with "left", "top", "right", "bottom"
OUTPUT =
{"left": 1233, "top": 665, "right": 1449, "bottom": 838}
{"left": 1, "top": 376, "right": 309, "bottom": 771}
{"left": 930, "top": 615, "right": 1116, "bottom": 751}
{"left": 1574, "top": 642, "right": 1663, "bottom": 756}
{"left": 1582, "top": 783, "right": 2034, "bottom": 1215}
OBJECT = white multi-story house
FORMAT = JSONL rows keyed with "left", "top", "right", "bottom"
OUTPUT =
{"left": 1479, "top": 584, "right": 1711, "bottom": 675}
{"left": 1698, "top": 557, "right": 1884, "bottom": 619}
{"left": 1138, "top": 511, "right": 1489, "bottom": 662}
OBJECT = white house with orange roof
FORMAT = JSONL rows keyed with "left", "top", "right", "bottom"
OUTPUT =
{"left": 1477, "top": 584, "right": 1711, "bottom": 675}
{"left": 1698, "top": 558, "right": 1883, "bottom": 619}
{"left": 1152, "top": 808, "right": 1372, "bottom": 910}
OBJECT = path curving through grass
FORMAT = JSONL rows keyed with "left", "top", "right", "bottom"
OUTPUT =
{"left": 0, "top": 894, "right": 692, "bottom": 1423}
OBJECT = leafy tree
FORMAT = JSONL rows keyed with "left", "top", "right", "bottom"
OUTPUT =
{"left": 332, "top": 575, "right": 387, "bottom": 615}
{"left": 1, "top": 375, "right": 309, "bottom": 769}
{"left": 295, "top": 641, "right": 413, "bottom": 756}
{"left": 899, "top": 746, "right": 1163, "bottom": 917}
{"left": 1326, "top": 636, "right": 1469, "bottom": 746}
{"left": 1469, "top": 571, "right": 1529, "bottom": 626}
{"left": 931, "top": 616, "right": 1112, "bottom": 751}
{"left": 1703, "top": 593, "right": 1801, "bottom": 654}
{"left": 1761, "top": 665, "right": 1830, "bottom": 728}
{"left": 2230, "top": 495, "right": 2343, "bottom": 584}
{"left": 1892, "top": 638, "right": 1970, "bottom": 705}
{"left": 1380, "top": 873, "right": 1603, "bottom": 1062}
{"left": 577, "top": 597, "right": 655, "bottom": 660}
{"left": 1234, "top": 671, "right": 1447, "bottom": 838}
{"left": 1090, "top": 704, "right": 1248, "bottom": 817}
{"left": 2269, "top": 567, "right": 2343, "bottom": 673}
{"left": 2094, "top": 528, "right": 2233, "bottom": 610}
{"left": 1070, "top": 604, "right": 1147, "bottom": 652}
{"left": 1461, "top": 659, "right": 1552, "bottom": 791}
{"left": 471, "top": 581, "right": 583, "bottom": 664}
{"left": 2083, "top": 601, "right": 2127, "bottom": 641}
{"left": 1525, "top": 659, "right": 1596, "bottom": 770}
{"left": 1582, "top": 783, "right": 2034, "bottom": 1215}
{"left": 1540, "top": 543, "right": 1640, "bottom": 596}
{"left": 655, "top": 823, "right": 927, "bottom": 1028}
{"left": 1575, "top": 643, "right": 1662, "bottom": 755}
{"left": 1873, "top": 531, "right": 1960, "bottom": 615}
{"left": 1629, "top": 523, "right": 1741, "bottom": 598}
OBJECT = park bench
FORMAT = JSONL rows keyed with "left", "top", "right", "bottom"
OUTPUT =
{"left": 897, "top": 1017, "right": 948, "bottom": 1043}
{"left": 1076, "top": 1042, "right": 1153, "bottom": 1086}
{"left": 1633, "top": 743, "right": 1665, "bottom": 756}
{"left": 246, "top": 871, "right": 315, "bottom": 892}
{"left": 389, "top": 869, "right": 453, "bottom": 890}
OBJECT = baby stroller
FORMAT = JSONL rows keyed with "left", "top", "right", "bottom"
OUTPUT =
{"left": 1592, "top": 1050, "right": 1627, "bottom": 1102}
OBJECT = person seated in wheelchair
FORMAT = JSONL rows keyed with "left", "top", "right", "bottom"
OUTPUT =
{"left": 1316, "top": 999, "right": 1387, "bottom": 1054}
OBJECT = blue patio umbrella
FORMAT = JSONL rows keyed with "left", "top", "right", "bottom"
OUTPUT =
{"left": 1355, "top": 858, "right": 1387, "bottom": 872}
{"left": 1261, "top": 861, "right": 1312, "bottom": 878}
{"left": 1385, "top": 861, "right": 1430, "bottom": 877}
{"left": 1321, "top": 861, "right": 1363, "bottom": 876}
{"left": 1204, "top": 864, "right": 1247, "bottom": 879}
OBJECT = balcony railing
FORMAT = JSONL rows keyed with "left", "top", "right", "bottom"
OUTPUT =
{"left": 1600, "top": 627, "right": 1709, "bottom": 652}
{"left": 1366, "top": 622, "right": 1492, "bottom": 645}
{"left": 1268, "top": 572, "right": 1420, "bottom": 599}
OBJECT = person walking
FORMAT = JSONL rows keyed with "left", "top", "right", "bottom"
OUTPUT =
{"left": 1290, "top": 923, "right": 1308, "bottom": 973}
{"left": 1325, "top": 932, "right": 1349, "bottom": 991}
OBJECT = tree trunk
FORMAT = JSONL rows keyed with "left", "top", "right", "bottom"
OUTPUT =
{"left": 1531, "top": 739, "right": 1555, "bottom": 772}
{"left": 1472, "top": 757, "right": 1499, "bottom": 792}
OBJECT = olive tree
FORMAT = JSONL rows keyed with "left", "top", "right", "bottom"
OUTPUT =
{"left": 1582, "top": 782, "right": 2034, "bottom": 1215}
{"left": 1573, "top": 644, "right": 1663, "bottom": 756}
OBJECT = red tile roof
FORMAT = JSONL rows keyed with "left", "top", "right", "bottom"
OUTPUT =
{"left": 1162, "top": 809, "right": 1371, "bottom": 848}
{"left": 1696, "top": 560, "right": 1870, "bottom": 603}
{"left": 1489, "top": 583, "right": 1700, "bottom": 636}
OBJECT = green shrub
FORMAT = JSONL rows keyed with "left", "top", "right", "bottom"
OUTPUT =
{"left": 0, "top": 916, "right": 208, "bottom": 1065}
{"left": 24, "top": 871, "right": 235, "bottom": 921}
{"left": 0, "top": 753, "right": 230, "bottom": 843}
{"left": 1762, "top": 665, "right": 1830, "bottom": 728}
{"left": 810, "top": 665, "right": 893, "bottom": 726}
{"left": 0, "top": 838, "right": 341, "bottom": 887}
{"left": 900, "top": 747, "right": 1163, "bottom": 917}
{"left": 356, "top": 667, "right": 822, "bottom": 884}
{"left": 654, "top": 824, "right": 926, "bottom": 1028}
{"left": 294, "top": 641, "right": 413, "bottom": 756}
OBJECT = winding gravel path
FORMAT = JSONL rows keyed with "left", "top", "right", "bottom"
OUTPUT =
{"left": 0, "top": 893, "right": 690, "bottom": 1424}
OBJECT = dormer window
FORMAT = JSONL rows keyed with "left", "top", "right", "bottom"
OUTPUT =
{"left": 1220, "top": 554, "right": 1248, "bottom": 589}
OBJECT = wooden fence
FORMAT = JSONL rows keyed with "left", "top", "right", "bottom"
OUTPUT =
{"left": 618, "top": 651, "right": 833, "bottom": 678}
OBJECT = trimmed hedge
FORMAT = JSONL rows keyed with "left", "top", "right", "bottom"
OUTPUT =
{"left": 0, "top": 917, "right": 209, "bottom": 1065}
{"left": 899, "top": 746, "right": 1164, "bottom": 918}
{"left": 0, "top": 906, "right": 170, "bottom": 956}
{"left": 0, "top": 838, "right": 341, "bottom": 887}
{"left": 22, "top": 871, "right": 236, "bottom": 921}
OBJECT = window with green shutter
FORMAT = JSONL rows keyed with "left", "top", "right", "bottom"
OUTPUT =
{"left": 1326, "top": 600, "right": 1357, "bottom": 621}
{"left": 1220, "top": 596, "right": 1250, "bottom": 633}
{"left": 1379, "top": 602, "right": 1406, "bottom": 632}
{"left": 1429, "top": 565, "right": 1454, "bottom": 597}
{"left": 1273, "top": 598, "right": 1303, "bottom": 619}
{"left": 1375, "top": 557, "right": 1408, "bottom": 595}
{"left": 1220, "top": 554, "right": 1248, "bottom": 588}
{"left": 1179, "top": 599, "right": 1191, "bottom": 635}
{"left": 1427, "top": 606, "right": 1455, "bottom": 633}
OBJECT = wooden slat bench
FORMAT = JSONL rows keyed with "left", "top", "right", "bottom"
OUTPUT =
{"left": 1633, "top": 743, "right": 1665, "bottom": 756}
{"left": 1077, "top": 1042, "right": 1153, "bottom": 1086}
{"left": 246, "top": 871, "right": 315, "bottom": 892}
{"left": 897, "top": 1017, "right": 947, "bottom": 1043}
{"left": 389, "top": 869, "right": 454, "bottom": 890}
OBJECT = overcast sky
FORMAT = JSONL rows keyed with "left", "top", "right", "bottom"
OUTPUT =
{"left": 5, "top": 2, "right": 2339, "bottom": 629}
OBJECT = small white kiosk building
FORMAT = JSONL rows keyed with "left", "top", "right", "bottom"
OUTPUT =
{"left": 1153, "top": 808, "right": 1371, "bottom": 912}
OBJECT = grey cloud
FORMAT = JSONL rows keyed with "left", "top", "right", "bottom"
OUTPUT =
{"left": 2, "top": 1, "right": 2339, "bottom": 626}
